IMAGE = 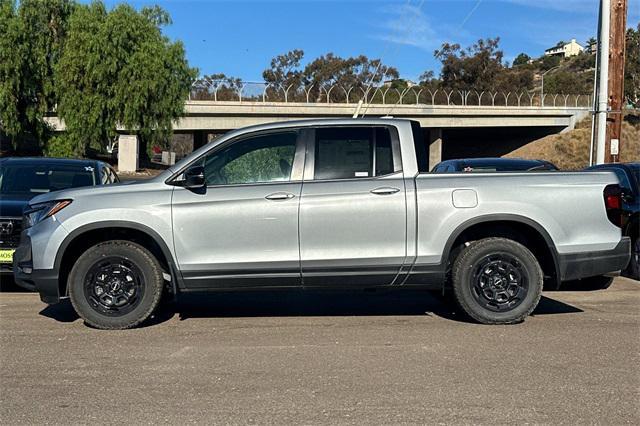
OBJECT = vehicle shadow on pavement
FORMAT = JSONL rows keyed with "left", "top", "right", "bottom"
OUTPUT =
{"left": 531, "top": 295, "right": 583, "bottom": 315}
{"left": 173, "top": 291, "right": 583, "bottom": 322}
{"left": 38, "top": 291, "right": 583, "bottom": 328}
{"left": 39, "top": 299, "right": 79, "bottom": 323}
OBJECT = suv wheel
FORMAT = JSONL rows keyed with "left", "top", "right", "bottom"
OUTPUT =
{"left": 452, "top": 237, "right": 543, "bottom": 324}
{"left": 68, "top": 240, "right": 164, "bottom": 330}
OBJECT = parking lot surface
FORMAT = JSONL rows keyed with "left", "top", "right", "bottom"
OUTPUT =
{"left": 1, "top": 277, "right": 639, "bottom": 424}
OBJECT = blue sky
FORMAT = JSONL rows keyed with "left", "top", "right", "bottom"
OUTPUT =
{"left": 102, "top": 0, "right": 640, "bottom": 82}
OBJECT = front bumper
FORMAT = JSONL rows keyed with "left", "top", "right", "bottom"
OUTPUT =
{"left": 13, "top": 232, "right": 60, "bottom": 302}
{"left": 559, "top": 237, "right": 631, "bottom": 281}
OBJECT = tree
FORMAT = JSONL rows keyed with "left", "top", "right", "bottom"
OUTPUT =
{"left": 569, "top": 51, "right": 596, "bottom": 71}
{"left": 419, "top": 70, "right": 435, "bottom": 84}
{"left": 192, "top": 73, "right": 243, "bottom": 101}
{"left": 494, "top": 68, "right": 534, "bottom": 93}
{"left": 433, "top": 38, "right": 507, "bottom": 91}
{"left": 262, "top": 49, "right": 305, "bottom": 91}
{"left": 625, "top": 24, "right": 639, "bottom": 107}
{"left": 513, "top": 53, "right": 531, "bottom": 67}
{"left": 55, "top": 2, "right": 197, "bottom": 155}
{"left": 543, "top": 70, "right": 592, "bottom": 94}
{"left": 302, "top": 53, "right": 399, "bottom": 102}
{"left": 0, "top": 0, "right": 75, "bottom": 152}
{"left": 541, "top": 54, "right": 561, "bottom": 71}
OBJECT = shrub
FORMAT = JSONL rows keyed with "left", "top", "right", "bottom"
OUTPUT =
{"left": 43, "top": 134, "right": 77, "bottom": 158}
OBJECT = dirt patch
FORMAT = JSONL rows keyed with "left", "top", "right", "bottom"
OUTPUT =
{"left": 506, "top": 112, "right": 640, "bottom": 169}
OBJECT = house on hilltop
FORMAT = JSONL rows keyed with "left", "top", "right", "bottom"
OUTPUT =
{"left": 544, "top": 39, "right": 584, "bottom": 58}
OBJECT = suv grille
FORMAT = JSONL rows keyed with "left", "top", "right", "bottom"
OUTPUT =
{"left": 0, "top": 218, "right": 22, "bottom": 248}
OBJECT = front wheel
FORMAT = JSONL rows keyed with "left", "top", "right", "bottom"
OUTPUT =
{"left": 68, "top": 240, "right": 164, "bottom": 330}
{"left": 452, "top": 237, "right": 543, "bottom": 324}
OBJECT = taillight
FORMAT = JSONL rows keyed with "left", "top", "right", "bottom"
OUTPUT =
{"left": 603, "top": 184, "right": 623, "bottom": 227}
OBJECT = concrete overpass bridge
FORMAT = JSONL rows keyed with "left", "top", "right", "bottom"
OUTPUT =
{"left": 177, "top": 99, "right": 591, "bottom": 168}
{"left": 46, "top": 95, "right": 591, "bottom": 168}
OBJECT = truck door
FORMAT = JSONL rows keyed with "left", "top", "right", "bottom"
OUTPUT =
{"left": 299, "top": 125, "right": 407, "bottom": 287}
{"left": 171, "top": 129, "right": 306, "bottom": 289}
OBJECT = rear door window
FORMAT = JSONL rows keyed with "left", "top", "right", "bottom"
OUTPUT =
{"left": 313, "top": 127, "right": 398, "bottom": 180}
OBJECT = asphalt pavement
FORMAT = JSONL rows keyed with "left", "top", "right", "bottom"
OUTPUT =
{"left": 1, "top": 277, "right": 639, "bottom": 424}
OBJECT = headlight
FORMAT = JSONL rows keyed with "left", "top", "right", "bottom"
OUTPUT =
{"left": 23, "top": 200, "right": 72, "bottom": 229}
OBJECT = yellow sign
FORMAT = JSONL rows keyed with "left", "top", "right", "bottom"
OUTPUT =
{"left": 0, "top": 250, "right": 15, "bottom": 263}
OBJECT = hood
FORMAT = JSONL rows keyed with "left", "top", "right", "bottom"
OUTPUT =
{"left": 0, "top": 193, "right": 32, "bottom": 217}
{"left": 28, "top": 179, "right": 162, "bottom": 206}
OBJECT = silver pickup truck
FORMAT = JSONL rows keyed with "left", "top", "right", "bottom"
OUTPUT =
{"left": 14, "top": 119, "right": 630, "bottom": 329}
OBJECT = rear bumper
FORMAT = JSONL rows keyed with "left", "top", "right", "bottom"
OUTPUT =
{"left": 559, "top": 237, "right": 631, "bottom": 281}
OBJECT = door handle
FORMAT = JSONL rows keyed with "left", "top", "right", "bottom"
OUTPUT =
{"left": 370, "top": 187, "right": 400, "bottom": 195}
{"left": 265, "top": 192, "right": 296, "bottom": 201}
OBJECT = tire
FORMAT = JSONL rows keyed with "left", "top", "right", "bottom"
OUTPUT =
{"left": 452, "top": 237, "right": 543, "bottom": 324}
{"left": 68, "top": 240, "right": 164, "bottom": 330}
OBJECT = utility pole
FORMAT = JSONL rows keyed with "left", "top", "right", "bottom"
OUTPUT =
{"left": 606, "top": 0, "right": 628, "bottom": 163}
{"left": 594, "top": 0, "right": 610, "bottom": 165}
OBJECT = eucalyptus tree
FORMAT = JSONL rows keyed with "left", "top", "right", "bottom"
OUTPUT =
{"left": 55, "top": 2, "right": 197, "bottom": 155}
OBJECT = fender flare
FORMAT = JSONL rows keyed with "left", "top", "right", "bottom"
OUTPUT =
{"left": 55, "top": 220, "right": 183, "bottom": 294}
{"left": 441, "top": 213, "right": 561, "bottom": 287}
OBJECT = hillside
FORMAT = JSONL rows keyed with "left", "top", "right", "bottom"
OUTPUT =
{"left": 505, "top": 113, "right": 640, "bottom": 169}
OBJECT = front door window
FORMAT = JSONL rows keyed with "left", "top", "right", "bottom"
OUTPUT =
{"left": 202, "top": 132, "right": 298, "bottom": 186}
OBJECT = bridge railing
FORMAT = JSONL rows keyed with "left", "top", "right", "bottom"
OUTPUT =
{"left": 188, "top": 80, "right": 592, "bottom": 108}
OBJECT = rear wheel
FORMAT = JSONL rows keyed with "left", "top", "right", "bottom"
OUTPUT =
{"left": 452, "top": 237, "right": 543, "bottom": 324}
{"left": 68, "top": 240, "right": 164, "bottom": 330}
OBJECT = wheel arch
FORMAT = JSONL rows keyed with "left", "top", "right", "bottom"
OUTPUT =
{"left": 55, "top": 221, "right": 181, "bottom": 298}
{"left": 443, "top": 214, "right": 561, "bottom": 289}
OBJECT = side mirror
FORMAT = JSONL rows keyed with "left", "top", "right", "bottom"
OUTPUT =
{"left": 183, "top": 165, "right": 205, "bottom": 189}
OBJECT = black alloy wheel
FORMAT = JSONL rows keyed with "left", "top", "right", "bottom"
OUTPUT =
{"left": 84, "top": 257, "right": 145, "bottom": 316}
{"left": 471, "top": 253, "right": 528, "bottom": 312}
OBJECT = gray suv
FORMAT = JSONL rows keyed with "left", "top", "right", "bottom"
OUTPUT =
{"left": 14, "top": 119, "right": 630, "bottom": 329}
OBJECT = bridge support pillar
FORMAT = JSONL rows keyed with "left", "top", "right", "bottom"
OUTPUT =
{"left": 193, "top": 130, "right": 208, "bottom": 150}
{"left": 428, "top": 128, "right": 442, "bottom": 170}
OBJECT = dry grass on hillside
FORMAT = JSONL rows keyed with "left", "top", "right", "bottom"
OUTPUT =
{"left": 506, "top": 113, "right": 640, "bottom": 170}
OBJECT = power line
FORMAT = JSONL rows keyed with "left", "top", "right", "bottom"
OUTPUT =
{"left": 360, "top": 0, "right": 427, "bottom": 117}
{"left": 459, "top": 0, "right": 483, "bottom": 29}
{"left": 382, "top": 0, "right": 484, "bottom": 118}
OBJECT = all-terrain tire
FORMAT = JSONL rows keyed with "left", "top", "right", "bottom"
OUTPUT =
{"left": 68, "top": 240, "right": 164, "bottom": 330}
{"left": 452, "top": 237, "right": 543, "bottom": 324}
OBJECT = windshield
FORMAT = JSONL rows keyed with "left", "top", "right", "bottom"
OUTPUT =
{"left": 0, "top": 163, "right": 96, "bottom": 196}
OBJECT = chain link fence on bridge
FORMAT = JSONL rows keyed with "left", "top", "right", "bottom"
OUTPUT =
{"left": 189, "top": 80, "right": 592, "bottom": 108}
